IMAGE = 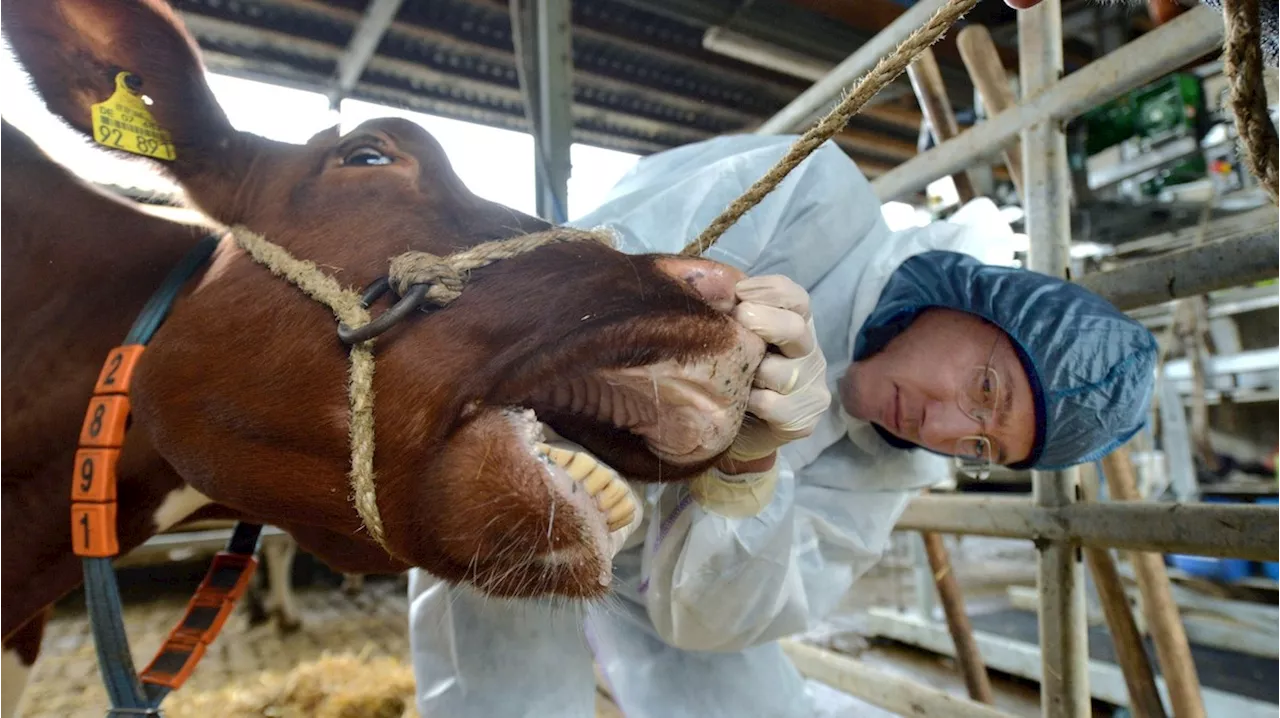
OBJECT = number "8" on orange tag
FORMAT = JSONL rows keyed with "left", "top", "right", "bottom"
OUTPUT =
{"left": 79, "top": 396, "right": 130, "bottom": 448}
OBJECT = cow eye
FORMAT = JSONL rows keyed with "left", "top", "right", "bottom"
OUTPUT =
{"left": 343, "top": 147, "right": 393, "bottom": 166}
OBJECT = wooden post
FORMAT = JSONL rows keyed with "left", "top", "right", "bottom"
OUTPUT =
{"left": 921, "top": 530, "right": 996, "bottom": 703}
{"left": 905, "top": 46, "right": 978, "bottom": 202}
{"left": 1101, "top": 447, "right": 1207, "bottom": 718}
{"left": 956, "top": 24, "right": 1026, "bottom": 200}
{"left": 1021, "top": 4, "right": 1092, "bottom": 714}
{"left": 1080, "top": 466, "right": 1169, "bottom": 718}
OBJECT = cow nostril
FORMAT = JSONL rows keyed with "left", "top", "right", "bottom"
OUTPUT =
{"left": 653, "top": 257, "right": 744, "bottom": 313}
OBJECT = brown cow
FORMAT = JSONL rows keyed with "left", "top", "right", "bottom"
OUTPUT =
{"left": 0, "top": 0, "right": 766, "bottom": 710}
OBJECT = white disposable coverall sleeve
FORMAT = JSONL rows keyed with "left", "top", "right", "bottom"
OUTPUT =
{"left": 569, "top": 135, "right": 1015, "bottom": 653}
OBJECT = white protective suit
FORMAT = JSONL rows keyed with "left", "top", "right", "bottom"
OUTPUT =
{"left": 407, "top": 134, "right": 1016, "bottom": 718}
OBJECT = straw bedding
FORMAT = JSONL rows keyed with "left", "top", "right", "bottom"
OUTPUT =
{"left": 161, "top": 647, "right": 420, "bottom": 718}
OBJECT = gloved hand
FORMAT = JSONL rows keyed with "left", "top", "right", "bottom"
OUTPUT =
{"left": 726, "top": 275, "right": 831, "bottom": 462}
{"left": 689, "top": 461, "right": 780, "bottom": 519}
{"left": 690, "top": 275, "right": 828, "bottom": 519}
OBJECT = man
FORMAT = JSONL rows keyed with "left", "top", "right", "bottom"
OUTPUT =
{"left": 406, "top": 133, "right": 1158, "bottom": 717}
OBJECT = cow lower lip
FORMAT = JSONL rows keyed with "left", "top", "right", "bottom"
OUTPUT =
{"left": 529, "top": 441, "right": 613, "bottom": 590}
{"left": 463, "top": 409, "right": 622, "bottom": 599}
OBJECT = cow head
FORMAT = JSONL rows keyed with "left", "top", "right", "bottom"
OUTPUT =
{"left": 2, "top": 0, "right": 767, "bottom": 598}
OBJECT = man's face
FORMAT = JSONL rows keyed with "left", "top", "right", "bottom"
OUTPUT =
{"left": 839, "top": 308, "right": 1037, "bottom": 467}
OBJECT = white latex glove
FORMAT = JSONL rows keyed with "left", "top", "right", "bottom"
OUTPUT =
{"left": 727, "top": 275, "right": 831, "bottom": 462}
{"left": 688, "top": 462, "right": 780, "bottom": 519}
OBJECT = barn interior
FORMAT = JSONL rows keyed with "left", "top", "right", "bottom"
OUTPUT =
{"left": 2, "top": 0, "right": 1277, "bottom": 716}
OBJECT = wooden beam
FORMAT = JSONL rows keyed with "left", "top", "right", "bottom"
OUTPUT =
{"left": 921, "top": 531, "right": 995, "bottom": 702}
{"left": 906, "top": 47, "right": 978, "bottom": 202}
{"left": 1079, "top": 466, "right": 1168, "bottom": 718}
{"left": 895, "top": 495, "right": 1279, "bottom": 562}
{"left": 833, "top": 127, "right": 918, "bottom": 161}
{"left": 843, "top": 155, "right": 895, "bottom": 177}
{"left": 859, "top": 102, "right": 926, "bottom": 129}
{"left": 957, "top": 24, "right": 1026, "bottom": 200}
{"left": 1101, "top": 449, "right": 1207, "bottom": 718}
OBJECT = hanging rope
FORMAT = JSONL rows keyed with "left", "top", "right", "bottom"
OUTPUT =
{"left": 679, "top": 0, "right": 980, "bottom": 257}
{"left": 1222, "top": 0, "right": 1279, "bottom": 204}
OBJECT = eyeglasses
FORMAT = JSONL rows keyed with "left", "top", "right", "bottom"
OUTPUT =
{"left": 953, "top": 336, "right": 1001, "bottom": 480}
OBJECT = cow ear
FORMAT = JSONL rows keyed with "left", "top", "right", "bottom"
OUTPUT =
{"left": 1, "top": 0, "right": 257, "bottom": 219}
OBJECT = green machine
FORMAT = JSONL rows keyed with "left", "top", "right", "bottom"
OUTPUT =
{"left": 1072, "top": 72, "right": 1209, "bottom": 196}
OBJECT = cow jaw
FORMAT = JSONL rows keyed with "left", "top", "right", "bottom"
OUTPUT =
{"left": 522, "top": 419, "right": 642, "bottom": 585}
{"left": 439, "top": 408, "right": 639, "bottom": 599}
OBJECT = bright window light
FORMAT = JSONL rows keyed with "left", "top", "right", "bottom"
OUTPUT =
{"left": 998, "top": 204, "right": 1025, "bottom": 225}
{"left": 880, "top": 201, "right": 931, "bottom": 231}
{"left": 926, "top": 175, "right": 960, "bottom": 209}
{"left": 1, "top": 38, "right": 639, "bottom": 220}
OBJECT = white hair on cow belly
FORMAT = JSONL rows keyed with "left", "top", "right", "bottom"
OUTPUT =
{"left": 152, "top": 484, "right": 214, "bottom": 533}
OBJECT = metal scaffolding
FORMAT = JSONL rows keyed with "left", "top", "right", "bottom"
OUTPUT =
{"left": 756, "top": 3, "right": 1280, "bottom": 716}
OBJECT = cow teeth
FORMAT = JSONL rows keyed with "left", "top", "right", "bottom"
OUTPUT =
{"left": 598, "top": 480, "right": 628, "bottom": 511}
{"left": 566, "top": 453, "right": 600, "bottom": 481}
{"left": 535, "top": 439, "right": 628, "bottom": 524}
{"left": 583, "top": 466, "right": 613, "bottom": 495}
{"left": 538, "top": 441, "right": 610, "bottom": 485}
{"left": 607, "top": 503, "right": 636, "bottom": 532}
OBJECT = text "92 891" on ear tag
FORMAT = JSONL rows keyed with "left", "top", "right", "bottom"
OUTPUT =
{"left": 90, "top": 71, "right": 177, "bottom": 162}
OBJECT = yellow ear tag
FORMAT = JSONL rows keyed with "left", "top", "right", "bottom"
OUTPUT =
{"left": 90, "top": 72, "right": 176, "bottom": 161}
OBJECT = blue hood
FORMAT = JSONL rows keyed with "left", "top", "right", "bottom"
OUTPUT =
{"left": 853, "top": 250, "right": 1159, "bottom": 471}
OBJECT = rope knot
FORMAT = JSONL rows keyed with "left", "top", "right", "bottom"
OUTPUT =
{"left": 387, "top": 226, "right": 618, "bottom": 307}
{"left": 388, "top": 251, "right": 468, "bottom": 305}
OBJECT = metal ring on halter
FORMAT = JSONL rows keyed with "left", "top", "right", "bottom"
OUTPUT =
{"left": 337, "top": 279, "right": 430, "bottom": 345}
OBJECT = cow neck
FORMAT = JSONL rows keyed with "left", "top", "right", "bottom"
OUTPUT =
{"left": 226, "top": 223, "right": 615, "bottom": 555}
{"left": 70, "top": 232, "right": 266, "bottom": 714}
